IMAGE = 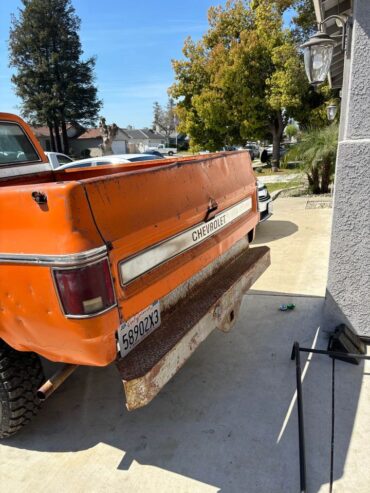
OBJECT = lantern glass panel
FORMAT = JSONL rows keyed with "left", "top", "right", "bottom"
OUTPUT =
{"left": 304, "top": 43, "right": 334, "bottom": 85}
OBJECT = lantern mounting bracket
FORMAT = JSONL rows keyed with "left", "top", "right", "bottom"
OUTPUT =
{"left": 317, "top": 14, "right": 351, "bottom": 52}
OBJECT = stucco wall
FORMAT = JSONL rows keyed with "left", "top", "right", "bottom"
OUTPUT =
{"left": 325, "top": 0, "right": 370, "bottom": 336}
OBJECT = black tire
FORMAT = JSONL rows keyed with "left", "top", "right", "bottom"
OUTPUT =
{"left": 0, "top": 340, "right": 44, "bottom": 438}
{"left": 168, "top": 151, "right": 174, "bottom": 156}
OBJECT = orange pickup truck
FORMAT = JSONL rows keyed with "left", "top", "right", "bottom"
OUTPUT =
{"left": 0, "top": 113, "right": 270, "bottom": 437}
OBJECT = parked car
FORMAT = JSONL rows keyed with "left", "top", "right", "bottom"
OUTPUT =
{"left": 55, "top": 153, "right": 163, "bottom": 170}
{"left": 265, "top": 145, "right": 286, "bottom": 159}
{"left": 245, "top": 143, "right": 260, "bottom": 160}
{"left": 147, "top": 144, "right": 177, "bottom": 156}
{"left": 45, "top": 151, "right": 74, "bottom": 169}
{"left": 257, "top": 180, "right": 273, "bottom": 222}
{"left": 143, "top": 149, "right": 164, "bottom": 158}
{"left": 220, "top": 145, "right": 237, "bottom": 151}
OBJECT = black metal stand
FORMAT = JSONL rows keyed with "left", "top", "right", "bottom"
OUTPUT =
{"left": 290, "top": 342, "right": 370, "bottom": 493}
{"left": 292, "top": 342, "right": 307, "bottom": 493}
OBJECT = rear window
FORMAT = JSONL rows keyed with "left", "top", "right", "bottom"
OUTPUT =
{"left": 57, "top": 154, "right": 73, "bottom": 165}
{"left": 0, "top": 122, "right": 40, "bottom": 166}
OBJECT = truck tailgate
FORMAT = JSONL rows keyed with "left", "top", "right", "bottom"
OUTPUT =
{"left": 81, "top": 152, "right": 258, "bottom": 319}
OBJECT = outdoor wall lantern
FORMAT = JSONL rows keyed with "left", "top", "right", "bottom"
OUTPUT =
{"left": 301, "top": 15, "right": 350, "bottom": 86}
{"left": 327, "top": 103, "right": 338, "bottom": 121}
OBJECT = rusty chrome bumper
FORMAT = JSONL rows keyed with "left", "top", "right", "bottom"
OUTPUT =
{"left": 115, "top": 245, "right": 270, "bottom": 410}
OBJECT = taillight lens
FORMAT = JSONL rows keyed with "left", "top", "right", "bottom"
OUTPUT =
{"left": 54, "top": 258, "right": 115, "bottom": 317}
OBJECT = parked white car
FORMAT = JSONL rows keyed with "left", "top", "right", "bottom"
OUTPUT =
{"left": 45, "top": 151, "right": 74, "bottom": 169}
{"left": 55, "top": 154, "right": 162, "bottom": 170}
{"left": 245, "top": 143, "right": 260, "bottom": 160}
{"left": 147, "top": 144, "right": 177, "bottom": 156}
{"left": 257, "top": 180, "right": 273, "bottom": 222}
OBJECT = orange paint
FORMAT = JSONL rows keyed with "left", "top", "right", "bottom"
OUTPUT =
{"left": 0, "top": 113, "right": 259, "bottom": 366}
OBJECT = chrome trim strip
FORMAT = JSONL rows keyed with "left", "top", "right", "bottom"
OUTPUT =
{"left": 59, "top": 303, "right": 117, "bottom": 320}
{"left": 120, "top": 197, "right": 252, "bottom": 285}
{"left": 0, "top": 246, "right": 108, "bottom": 267}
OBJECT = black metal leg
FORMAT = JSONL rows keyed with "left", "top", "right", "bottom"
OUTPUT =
{"left": 294, "top": 342, "right": 307, "bottom": 493}
{"left": 329, "top": 357, "right": 336, "bottom": 493}
{"left": 290, "top": 341, "right": 367, "bottom": 492}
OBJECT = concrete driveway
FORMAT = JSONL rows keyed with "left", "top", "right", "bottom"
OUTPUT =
{"left": 253, "top": 197, "right": 332, "bottom": 296}
{"left": 1, "top": 197, "right": 369, "bottom": 493}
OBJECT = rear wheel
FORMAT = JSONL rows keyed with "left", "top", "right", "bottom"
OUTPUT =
{"left": 168, "top": 151, "right": 174, "bottom": 156}
{"left": 0, "top": 340, "right": 44, "bottom": 438}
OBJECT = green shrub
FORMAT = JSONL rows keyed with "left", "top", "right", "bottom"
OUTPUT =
{"left": 286, "top": 125, "right": 338, "bottom": 194}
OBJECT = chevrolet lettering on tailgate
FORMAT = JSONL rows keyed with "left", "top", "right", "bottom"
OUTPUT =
{"left": 119, "top": 197, "right": 252, "bottom": 285}
{"left": 192, "top": 214, "right": 226, "bottom": 241}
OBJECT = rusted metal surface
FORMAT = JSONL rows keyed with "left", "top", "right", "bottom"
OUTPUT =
{"left": 116, "top": 244, "right": 270, "bottom": 410}
{"left": 37, "top": 364, "right": 78, "bottom": 401}
{"left": 159, "top": 236, "right": 250, "bottom": 314}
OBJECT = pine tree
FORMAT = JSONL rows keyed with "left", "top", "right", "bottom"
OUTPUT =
{"left": 152, "top": 98, "right": 176, "bottom": 141}
{"left": 9, "top": 0, "right": 102, "bottom": 153}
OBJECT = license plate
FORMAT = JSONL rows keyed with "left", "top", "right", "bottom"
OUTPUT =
{"left": 118, "top": 302, "right": 161, "bottom": 358}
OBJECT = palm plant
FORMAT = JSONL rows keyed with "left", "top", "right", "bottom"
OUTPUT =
{"left": 286, "top": 124, "right": 339, "bottom": 194}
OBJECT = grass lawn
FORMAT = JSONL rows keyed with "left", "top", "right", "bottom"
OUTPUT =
{"left": 266, "top": 181, "right": 302, "bottom": 193}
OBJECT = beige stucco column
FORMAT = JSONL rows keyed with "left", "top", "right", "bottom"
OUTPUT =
{"left": 324, "top": 0, "right": 370, "bottom": 337}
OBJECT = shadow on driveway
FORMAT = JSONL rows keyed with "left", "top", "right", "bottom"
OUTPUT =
{"left": 254, "top": 220, "right": 298, "bottom": 244}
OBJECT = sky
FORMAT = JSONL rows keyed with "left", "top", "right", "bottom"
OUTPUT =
{"left": 0, "top": 1, "right": 294, "bottom": 129}
{"left": 0, "top": 0, "right": 220, "bottom": 128}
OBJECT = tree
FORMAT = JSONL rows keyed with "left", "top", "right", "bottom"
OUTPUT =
{"left": 9, "top": 0, "right": 102, "bottom": 153}
{"left": 171, "top": 0, "right": 311, "bottom": 166}
{"left": 285, "top": 123, "right": 298, "bottom": 140}
{"left": 286, "top": 124, "right": 338, "bottom": 193}
{"left": 152, "top": 98, "right": 176, "bottom": 142}
{"left": 290, "top": 0, "right": 317, "bottom": 42}
{"left": 99, "top": 117, "right": 118, "bottom": 156}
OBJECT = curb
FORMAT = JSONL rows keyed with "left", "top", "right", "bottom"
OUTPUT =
{"left": 271, "top": 186, "right": 301, "bottom": 201}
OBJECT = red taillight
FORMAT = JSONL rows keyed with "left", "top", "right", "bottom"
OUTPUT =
{"left": 53, "top": 258, "right": 115, "bottom": 317}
